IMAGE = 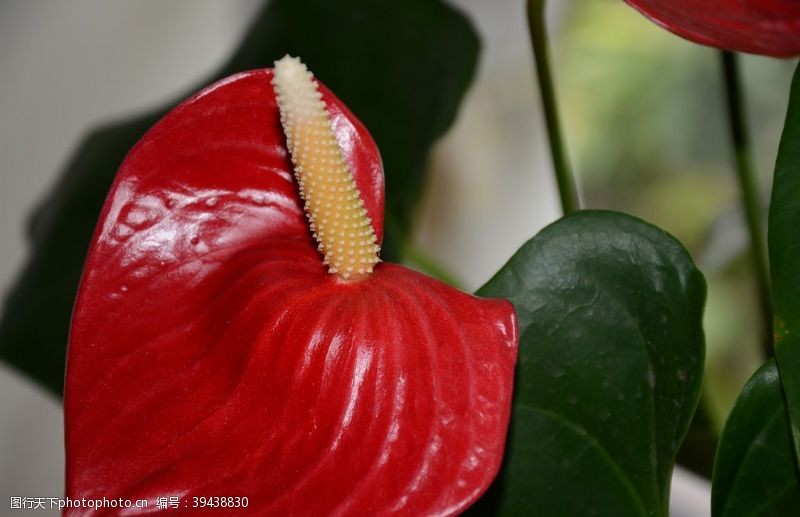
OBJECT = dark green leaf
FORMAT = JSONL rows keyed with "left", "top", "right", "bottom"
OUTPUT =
{"left": 769, "top": 62, "right": 800, "bottom": 466}
{"left": 0, "top": 0, "right": 479, "bottom": 395}
{"left": 473, "top": 211, "right": 706, "bottom": 516}
{"left": 711, "top": 361, "right": 800, "bottom": 517}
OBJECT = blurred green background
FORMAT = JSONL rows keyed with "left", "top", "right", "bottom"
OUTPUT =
{"left": 555, "top": 1, "right": 795, "bottom": 431}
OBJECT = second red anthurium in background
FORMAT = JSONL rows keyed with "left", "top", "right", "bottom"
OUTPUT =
{"left": 63, "top": 55, "right": 518, "bottom": 515}
{"left": 625, "top": 0, "right": 800, "bottom": 57}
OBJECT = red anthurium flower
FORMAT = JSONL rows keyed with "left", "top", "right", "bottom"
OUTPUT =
{"left": 64, "top": 56, "right": 518, "bottom": 516}
{"left": 625, "top": 0, "right": 800, "bottom": 57}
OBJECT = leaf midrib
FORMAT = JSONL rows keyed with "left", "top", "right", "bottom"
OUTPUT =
{"left": 719, "top": 407, "right": 785, "bottom": 517}
{"left": 520, "top": 403, "right": 650, "bottom": 517}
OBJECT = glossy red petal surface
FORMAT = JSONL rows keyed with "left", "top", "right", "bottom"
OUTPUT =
{"left": 65, "top": 70, "right": 518, "bottom": 516}
{"left": 625, "top": 0, "right": 800, "bottom": 57}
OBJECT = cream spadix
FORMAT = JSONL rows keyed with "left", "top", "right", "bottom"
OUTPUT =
{"left": 66, "top": 63, "right": 519, "bottom": 517}
{"left": 272, "top": 55, "right": 380, "bottom": 280}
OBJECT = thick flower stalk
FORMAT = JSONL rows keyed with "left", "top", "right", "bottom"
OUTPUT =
{"left": 64, "top": 56, "right": 518, "bottom": 516}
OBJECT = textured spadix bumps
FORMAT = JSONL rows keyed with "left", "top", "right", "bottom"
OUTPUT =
{"left": 273, "top": 57, "right": 380, "bottom": 279}
{"left": 64, "top": 60, "right": 518, "bottom": 516}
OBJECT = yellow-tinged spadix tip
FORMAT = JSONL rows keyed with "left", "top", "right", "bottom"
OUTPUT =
{"left": 272, "top": 55, "right": 381, "bottom": 280}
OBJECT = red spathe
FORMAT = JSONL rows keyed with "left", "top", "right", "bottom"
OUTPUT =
{"left": 626, "top": 0, "right": 800, "bottom": 57}
{"left": 65, "top": 69, "right": 518, "bottom": 516}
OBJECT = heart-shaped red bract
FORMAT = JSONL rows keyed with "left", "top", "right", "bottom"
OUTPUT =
{"left": 625, "top": 0, "right": 800, "bottom": 57}
{"left": 64, "top": 69, "right": 518, "bottom": 516}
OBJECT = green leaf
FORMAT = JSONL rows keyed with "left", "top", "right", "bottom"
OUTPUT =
{"left": 769, "top": 62, "right": 800, "bottom": 467}
{"left": 702, "top": 63, "right": 800, "bottom": 515}
{"left": 0, "top": 0, "right": 479, "bottom": 395}
{"left": 711, "top": 361, "right": 800, "bottom": 517}
{"left": 473, "top": 210, "right": 706, "bottom": 516}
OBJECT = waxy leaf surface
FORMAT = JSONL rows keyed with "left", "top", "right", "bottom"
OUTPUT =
{"left": 624, "top": 0, "right": 800, "bottom": 57}
{"left": 0, "top": 0, "right": 479, "bottom": 395}
{"left": 711, "top": 361, "right": 800, "bottom": 516}
{"left": 64, "top": 70, "right": 517, "bottom": 516}
{"left": 471, "top": 211, "right": 706, "bottom": 516}
{"left": 770, "top": 62, "right": 800, "bottom": 467}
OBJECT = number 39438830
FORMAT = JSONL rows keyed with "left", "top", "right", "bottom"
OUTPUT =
{"left": 192, "top": 496, "right": 249, "bottom": 508}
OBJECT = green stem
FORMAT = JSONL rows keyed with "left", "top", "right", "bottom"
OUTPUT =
{"left": 527, "top": 0, "right": 579, "bottom": 214}
{"left": 720, "top": 51, "right": 773, "bottom": 356}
